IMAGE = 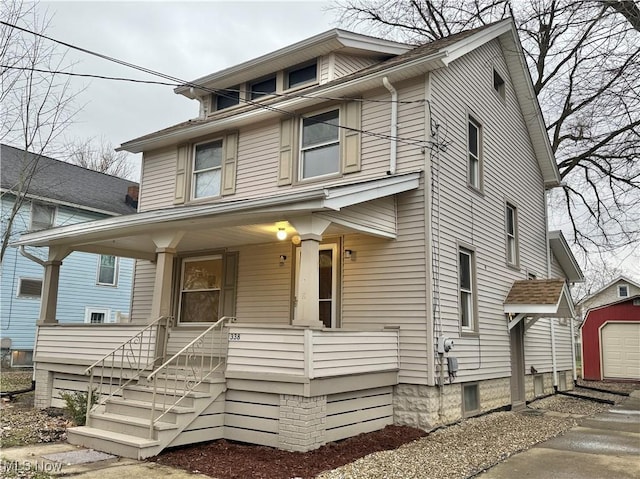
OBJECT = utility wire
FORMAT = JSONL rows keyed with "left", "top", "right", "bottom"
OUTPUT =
{"left": 1, "top": 20, "right": 432, "bottom": 148}
{"left": 1, "top": 65, "right": 180, "bottom": 86}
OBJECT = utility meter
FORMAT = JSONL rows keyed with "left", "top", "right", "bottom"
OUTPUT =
{"left": 437, "top": 336, "right": 454, "bottom": 354}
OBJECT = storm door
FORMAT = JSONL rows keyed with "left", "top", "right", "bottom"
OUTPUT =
{"left": 178, "top": 255, "right": 223, "bottom": 324}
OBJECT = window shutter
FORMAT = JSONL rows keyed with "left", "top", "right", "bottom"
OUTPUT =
{"left": 221, "top": 252, "right": 239, "bottom": 318}
{"left": 278, "top": 118, "right": 295, "bottom": 185}
{"left": 341, "top": 101, "right": 361, "bottom": 174}
{"left": 222, "top": 132, "right": 238, "bottom": 196}
{"left": 174, "top": 144, "right": 189, "bottom": 204}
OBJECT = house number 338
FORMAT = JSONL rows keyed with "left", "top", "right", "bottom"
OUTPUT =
{"left": 228, "top": 333, "right": 241, "bottom": 341}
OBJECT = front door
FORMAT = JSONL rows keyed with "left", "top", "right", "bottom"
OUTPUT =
{"left": 510, "top": 320, "right": 526, "bottom": 410}
{"left": 295, "top": 243, "right": 338, "bottom": 327}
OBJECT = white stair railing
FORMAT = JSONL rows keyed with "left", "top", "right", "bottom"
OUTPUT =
{"left": 84, "top": 316, "right": 172, "bottom": 424}
{"left": 146, "top": 316, "right": 236, "bottom": 437}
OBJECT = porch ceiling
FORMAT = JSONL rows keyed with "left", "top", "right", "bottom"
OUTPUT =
{"left": 14, "top": 172, "right": 420, "bottom": 259}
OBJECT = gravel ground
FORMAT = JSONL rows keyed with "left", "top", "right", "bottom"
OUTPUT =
{"left": 577, "top": 378, "right": 638, "bottom": 394}
{"left": 317, "top": 390, "right": 631, "bottom": 479}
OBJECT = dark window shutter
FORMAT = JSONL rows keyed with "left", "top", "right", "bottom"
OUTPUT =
{"left": 221, "top": 252, "right": 238, "bottom": 318}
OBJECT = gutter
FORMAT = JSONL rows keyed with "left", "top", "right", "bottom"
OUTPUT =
{"left": 382, "top": 77, "right": 398, "bottom": 175}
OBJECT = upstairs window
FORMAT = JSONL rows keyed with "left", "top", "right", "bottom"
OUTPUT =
{"left": 215, "top": 86, "right": 240, "bottom": 110}
{"left": 30, "top": 202, "right": 55, "bottom": 231}
{"left": 250, "top": 76, "right": 276, "bottom": 99}
{"left": 97, "top": 255, "right": 117, "bottom": 286}
{"left": 193, "top": 140, "right": 223, "bottom": 199}
{"left": 459, "top": 247, "right": 477, "bottom": 331}
{"left": 618, "top": 284, "right": 629, "bottom": 298}
{"left": 506, "top": 203, "right": 519, "bottom": 266}
{"left": 467, "top": 117, "right": 482, "bottom": 190}
{"left": 300, "top": 109, "right": 340, "bottom": 180}
{"left": 493, "top": 68, "right": 505, "bottom": 100}
{"left": 286, "top": 62, "right": 317, "bottom": 89}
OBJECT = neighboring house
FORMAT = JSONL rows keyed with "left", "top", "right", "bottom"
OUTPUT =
{"left": 0, "top": 144, "right": 138, "bottom": 366}
{"left": 580, "top": 295, "right": 640, "bottom": 381}
{"left": 576, "top": 275, "right": 640, "bottom": 320}
{"left": 16, "top": 20, "right": 583, "bottom": 459}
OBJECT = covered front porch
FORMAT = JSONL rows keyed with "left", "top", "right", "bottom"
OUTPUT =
{"left": 18, "top": 174, "right": 418, "bottom": 457}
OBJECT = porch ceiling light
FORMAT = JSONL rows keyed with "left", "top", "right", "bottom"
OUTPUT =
{"left": 277, "top": 228, "right": 287, "bottom": 241}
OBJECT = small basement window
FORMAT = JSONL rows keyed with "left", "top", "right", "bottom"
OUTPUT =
{"left": 533, "top": 374, "right": 544, "bottom": 396}
{"left": 11, "top": 350, "right": 33, "bottom": 367}
{"left": 462, "top": 383, "right": 480, "bottom": 416}
{"left": 493, "top": 68, "right": 505, "bottom": 100}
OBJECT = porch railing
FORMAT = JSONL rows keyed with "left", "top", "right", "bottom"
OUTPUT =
{"left": 84, "top": 316, "right": 172, "bottom": 424}
{"left": 146, "top": 316, "right": 236, "bottom": 438}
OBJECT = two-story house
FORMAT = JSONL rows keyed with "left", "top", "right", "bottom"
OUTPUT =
{"left": 0, "top": 144, "right": 137, "bottom": 366}
{"left": 15, "top": 19, "right": 582, "bottom": 459}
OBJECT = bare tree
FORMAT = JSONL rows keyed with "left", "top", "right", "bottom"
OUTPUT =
{"left": 0, "top": 0, "right": 80, "bottom": 263}
{"left": 335, "top": 0, "right": 640, "bottom": 257}
{"left": 64, "top": 136, "right": 135, "bottom": 180}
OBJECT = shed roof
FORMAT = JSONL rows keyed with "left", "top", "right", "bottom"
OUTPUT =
{"left": 1, "top": 144, "right": 138, "bottom": 216}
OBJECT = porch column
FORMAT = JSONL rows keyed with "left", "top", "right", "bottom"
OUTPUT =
{"left": 38, "top": 247, "right": 70, "bottom": 324}
{"left": 290, "top": 217, "right": 330, "bottom": 328}
{"left": 150, "top": 232, "right": 184, "bottom": 320}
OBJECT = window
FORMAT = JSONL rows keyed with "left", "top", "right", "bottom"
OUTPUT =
{"left": 84, "top": 307, "right": 110, "bottom": 324}
{"left": 462, "top": 383, "right": 480, "bottom": 416}
{"left": 250, "top": 76, "right": 276, "bottom": 99}
{"left": 17, "top": 278, "right": 42, "bottom": 298}
{"left": 506, "top": 203, "right": 518, "bottom": 266}
{"left": 459, "top": 247, "right": 476, "bottom": 331}
{"left": 618, "top": 284, "right": 629, "bottom": 298}
{"left": 533, "top": 374, "right": 544, "bottom": 396}
{"left": 97, "top": 255, "right": 117, "bottom": 285}
{"left": 215, "top": 86, "right": 240, "bottom": 110}
{"left": 300, "top": 109, "right": 340, "bottom": 180}
{"left": 286, "top": 62, "right": 317, "bottom": 89}
{"left": 467, "top": 117, "right": 482, "bottom": 190}
{"left": 30, "top": 202, "right": 55, "bottom": 231}
{"left": 493, "top": 68, "right": 505, "bottom": 99}
{"left": 193, "top": 140, "right": 223, "bottom": 199}
{"left": 179, "top": 256, "right": 223, "bottom": 323}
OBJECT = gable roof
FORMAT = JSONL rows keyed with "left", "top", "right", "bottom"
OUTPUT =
{"left": 577, "top": 275, "right": 640, "bottom": 306}
{"left": 1, "top": 144, "right": 138, "bottom": 216}
{"left": 504, "top": 279, "right": 576, "bottom": 327}
{"left": 548, "top": 230, "right": 584, "bottom": 283}
{"left": 119, "top": 20, "right": 561, "bottom": 188}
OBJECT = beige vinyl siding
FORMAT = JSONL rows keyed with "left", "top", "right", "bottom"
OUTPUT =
{"left": 168, "top": 393, "right": 225, "bottom": 447}
{"left": 549, "top": 251, "right": 566, "bottom": 279}
{"left": 50, "top": 372, "right": 123, "bottom": 408}
{"left": 525, "top": 318, "right": 573, "bottom": 374}
{"left": 235, "top": 242, "right": 292, "bottom": 323}
{"left": 342, "top": 187, "right": 429, "bottom": 385}
{"left": 138, "top": 146, "right": 177, "bottom": 212}
{"left": 319, "top": 54, "right": 331, "bottom": 83}
{"left": 318, "top": 197, "right": 397, "bottom": 238}
{"left": 554, "top": 320, "right": 573, "bottom": 370}
{"left": 130, "top": 260, "right": 156, "bottom": 322}
{"left": 224, "top": 390, "right": 279, "bottom": 447}
{"left": 166, "top": 327, "right": 224, "bottom": 357}
{"left": 333, "top": 54, "right": 379, "bottom": 79}
{"left": 326, "top": 386, "right": 393, "bottom": 442}
{"left": 429, "top": 39, "right": 549, "bottom": 383}
{"left": 234, "top": 122, "right": 281, "bottom": 199}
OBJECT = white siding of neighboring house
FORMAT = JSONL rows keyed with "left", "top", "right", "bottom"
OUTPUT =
{"left": 578, "top": 280, "right": 640, "bottom": 318}
{"left": 428, "top": 39, "right": 550, "bottom": 383}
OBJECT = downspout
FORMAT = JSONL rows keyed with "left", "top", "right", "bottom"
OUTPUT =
{"left": 544, "top": 189, "right": 558, "bottom": 391}
{"left": 19, "top": 245, "right": 46, "bottom": 267}
{"left": 383, "top": 77, "right": 398, "bottom": 175}
{"left": 570, "top": 315, "right": 577, "bottom": 384}
{"left": 550, "top": 318, "right": 558, "bottom": 391}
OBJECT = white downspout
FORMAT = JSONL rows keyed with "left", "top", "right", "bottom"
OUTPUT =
{"left": 570, "top": 316, "right": 577, "bottom": 383}
{"left": 550, "top": 318, "right": 558, "bottom": 390}
{"left": 544, "top": 190, "right": 559, "bottom": 390}
{"left": 383, "top": 77, "right": 398, "bottom": 175}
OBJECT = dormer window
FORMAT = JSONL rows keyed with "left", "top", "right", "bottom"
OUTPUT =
{"left": 250, "top": 76, "right": 276, "bottom": 99}
{"left": 215, "top": 86, "right": 240, "bottom": 110}
{"left": 286, "top": 62, "right": 317, "bottom": 89}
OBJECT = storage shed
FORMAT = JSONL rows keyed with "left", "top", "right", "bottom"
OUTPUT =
{"left": 581, "top": 295, "right": 640, "bottom": 381}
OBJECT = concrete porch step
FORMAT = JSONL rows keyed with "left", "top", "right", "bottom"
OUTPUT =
{"left": 89, "top": 411, "right": 178, "bottom": 439}
{"left": 105, "top": 397, "right": 195, "bottom": 422}
{"left": 67, "top": 426, "right": 161, "bottom": 460}
{"left": 123, "top": 384, "right": 211, "bottom": 406}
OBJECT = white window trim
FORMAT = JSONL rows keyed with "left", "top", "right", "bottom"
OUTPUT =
{"left": 178, "top": 254, "right": 223, "bottom": 325}
{"left": 467, "top": 116, "right": 482, "bottom": 191}
{"left": 17, "top": 277, "right": 43, "bottom": 299}
{"left": 298, "top": 108, "right": 341, "bottom": 182}
{"left": 492, "top": 67, "right": 506, "bottom": 101}
{"left": 191, "top": 139, "right": 223, "bottom": 200}
{"left": 506, "top": 202, "right": 519, "bottom": 267}
{"left": 618, "top": 284, "right": 629, "bottom": 298}
{"left": 30, "top": 202, "right": 56, "bottom": 232}
{"left": 458, "top": 246, "right": 477, "bottom": 333}
{"left": 96, "top": 255, "right": 118, "bottom": 286}
{"left": 84, "top": 307, "right": 111, "bottom": 324}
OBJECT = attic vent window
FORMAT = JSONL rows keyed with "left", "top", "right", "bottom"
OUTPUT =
{"left": 250, "top": 76, "right": 276, "bottom": 99}
{"left": 493, "top": 68, "right": 505, "bottom": 100}
{"left": 286, "top": 62, "right": 317, "bottom": 89}
{"left": 215, "top": 86, "right": 240, "bottom": 110}
{"left": 618, "top": 284, "right": 629, "bottom": 298}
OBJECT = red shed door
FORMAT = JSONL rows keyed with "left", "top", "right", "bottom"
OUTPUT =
{"left": 601, "top": 322, "right": 640, "bottom": 380}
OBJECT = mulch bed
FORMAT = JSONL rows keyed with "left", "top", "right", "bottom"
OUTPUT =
{"left": 152, "top": 425, "right": 426, "bottom": 479}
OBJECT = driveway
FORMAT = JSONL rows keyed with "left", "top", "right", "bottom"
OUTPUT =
{"left": 479, "top": 390, "right": 640, "bottom": 479}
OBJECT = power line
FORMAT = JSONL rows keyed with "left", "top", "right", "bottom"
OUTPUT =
{"left": 1, "top": 20, "right": 433, "bottom": 148}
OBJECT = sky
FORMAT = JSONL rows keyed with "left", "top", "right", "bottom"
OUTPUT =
{"left": 35, "top": 0, "right": 338, "bottom": 178}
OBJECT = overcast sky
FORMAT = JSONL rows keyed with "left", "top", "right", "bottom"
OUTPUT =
{"left": 38, "top": 1, "right": 338, "bottom": 177}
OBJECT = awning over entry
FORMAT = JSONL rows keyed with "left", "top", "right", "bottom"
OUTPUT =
{"left": 503, "top": 279, "right": 576, "bottom": 331}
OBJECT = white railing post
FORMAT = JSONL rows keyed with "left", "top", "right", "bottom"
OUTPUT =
{"left": 304, "top": 329, "right": 314, "bottom": 379}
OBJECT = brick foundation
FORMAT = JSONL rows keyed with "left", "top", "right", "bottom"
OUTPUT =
{"left": 34, "top": 367, "right": 53, "bottom": 409}
{"left": 278, "top": 394, "right": 327, "bottom": 452}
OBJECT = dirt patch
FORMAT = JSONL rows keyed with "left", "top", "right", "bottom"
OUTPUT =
{"left": 152, "top": 425, "right": 426, "bottom": 479}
